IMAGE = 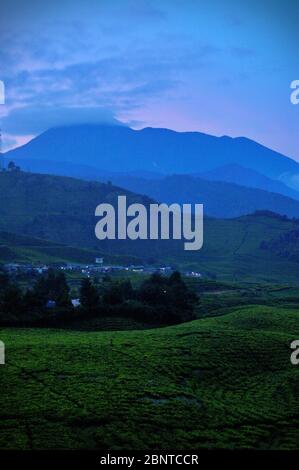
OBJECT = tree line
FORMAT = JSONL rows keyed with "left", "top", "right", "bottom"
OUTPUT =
{"left": 0, "top": 268, "right": 198, "bottom": 327}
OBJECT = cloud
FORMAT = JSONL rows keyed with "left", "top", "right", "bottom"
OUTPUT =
{"left": 1, "top": 106, "right": 124, "bottom": 135}
{"left": 1, "top": 135, "right": 18, "bottom": 151}
{"left": 0, "top": 0, "right": 297, "bottom": 161}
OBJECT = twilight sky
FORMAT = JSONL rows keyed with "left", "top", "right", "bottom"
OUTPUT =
{"left": 0, "top": 0, "right": 298, "bottom": 160}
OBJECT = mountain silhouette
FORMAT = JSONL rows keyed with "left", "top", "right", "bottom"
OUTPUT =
{"left": 5, "top": 124, "right": 299, "bottom": 189}
{"left": 199, "top": 164, "right": 299, "bottom": 201}
{"left": 104, "top": 174, "right": 299, "bottom": 219}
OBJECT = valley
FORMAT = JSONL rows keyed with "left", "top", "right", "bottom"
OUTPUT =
{"left": 1, "top": 0, "right": 298, "bottom": 455}
{"left": 1, "top": 128, "right": 299, "bottom": 451}
{"left": 1, "top": 161, "right": 299, "bottom": 452}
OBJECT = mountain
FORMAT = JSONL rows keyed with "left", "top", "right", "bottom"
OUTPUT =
{"left": 200, "top": 164, "right": 299, "bottom": 201}
{"left": 4, "top": 124, "right": 299, "bottom": 188}
{"left": 1, "top": 170, "right": 299, "bottom": 283}
{"left": 104, "top": 174, "right": 299, "bottom": 219}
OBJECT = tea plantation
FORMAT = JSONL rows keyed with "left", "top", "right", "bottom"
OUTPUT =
{"left": 0, "top": 305, "right": 299, "bottom": 450}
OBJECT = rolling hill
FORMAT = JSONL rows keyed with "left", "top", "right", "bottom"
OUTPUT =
{"left": 4, "top": 124, "right": 299, "bottom": 188}
{"left": 104, "top": 174, "right": 299, "bottom": 219}
{"left": 0, "top": 170, "right": 153, "bottom": 249}
{"left": 0, "top": 231, "right": 140, "bottom": 266}
{"left": 8, "top": 163, "right": 299, "bottom": 219}
{"left": 1, "top": 171, "right": 299, "bottom": 283}
{"left": 1, "top": 305, "right": 298, "bottom": 449}
{"left": 200, "top": 164, "right": 299, "bottom": 201}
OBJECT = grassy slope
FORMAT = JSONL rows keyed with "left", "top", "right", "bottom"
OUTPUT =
{"left": 1, "top": 171, "right": 299, "bottom": 282}
{"left": 1, "top": 305, "right": 299, "bottom": 450}
{"left": 161, "top": 214, "right": 299, "bottom": 283}
{"left": 0, "top": 232, "right": 140, "bottom": 265}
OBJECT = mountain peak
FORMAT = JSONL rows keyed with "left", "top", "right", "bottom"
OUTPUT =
{"left": 4, "top": 125, "right": 299, "bottom": 189}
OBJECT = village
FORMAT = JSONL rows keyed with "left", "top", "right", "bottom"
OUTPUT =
{"left": 3, "top": 259, "right": 202, "bottom": 279}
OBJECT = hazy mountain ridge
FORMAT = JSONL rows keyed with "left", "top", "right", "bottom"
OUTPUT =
{"left": 105, "top": 173, "right": 299, "bottom": 219}
{"left": 199, "top": 164, "right": 299, "bottom": 201}
{"left": 5, "top": 125, "right": 299, "bottom": 188}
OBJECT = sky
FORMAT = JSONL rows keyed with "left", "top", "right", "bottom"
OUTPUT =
{"left": 0, "top": 0, "right": 298, "bottom": 160}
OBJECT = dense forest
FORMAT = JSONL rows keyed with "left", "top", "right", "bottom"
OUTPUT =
{"left": 0, "top": 268, "right": 198, "bottom": 327}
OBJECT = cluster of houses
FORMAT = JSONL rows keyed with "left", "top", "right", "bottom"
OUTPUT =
{"left": 45, "top": 298, "right": 81, "bottom": 309}
{"left": 3, "top": 260, "right": 202, "bottom": 311}
{"left": 4, "top": 263, "right": 49, "bottom": 275}
{"left": 185, "top": 271, "right": 202, "bottom": 278}
{"left": 4, "top": 260, "right": 202, "bottom": 279}
{"left": 61, "top": 263, "right": 174, "bottom": 276}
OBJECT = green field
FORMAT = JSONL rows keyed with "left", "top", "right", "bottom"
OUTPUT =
{"left": 0, "top": 231, "right": 141, "bottom": 266}
{"left": 1, "top": 305, "right": 299, "bottom": 450}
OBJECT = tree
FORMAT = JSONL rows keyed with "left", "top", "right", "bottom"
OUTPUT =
{"left": 168, "top": 271, "right": 198, "bottom": 321}
{"left": 79, "top": 278, "right": 99, "bottom": 310}
{"left": 0, "top": 268, "right": 9, "bottom": 292}
{"left": 138, "top": 271, "right": 198, "bottom": 323}
{"left": 54, "top": 272, "right": 71, "bottom": 307}
{"left": 32, "top": 270, "right": 71, "bottom": 307}
{"left": 138, "top": 273, "right": 169, "bottom": 306}
{"left": 0, "top": 284, "right": 23, "bottom": 314}
{"left": 103, "top": 280, "right": 134, "bottom": 305}
{"left": 169, "top": 271, "right": 182, "bottom": 285}
{"left": 8, "top": 161, "right": 16, "bottom": 171}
